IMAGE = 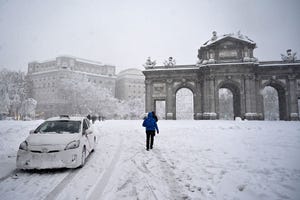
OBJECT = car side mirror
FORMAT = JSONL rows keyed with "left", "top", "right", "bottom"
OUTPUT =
{"left": 30, "top": 130, "right": 35, "bottom": 134}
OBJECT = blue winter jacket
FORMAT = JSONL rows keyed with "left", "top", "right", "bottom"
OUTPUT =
{"left": 142, "top": 112, "right": 159, "bottom": 132}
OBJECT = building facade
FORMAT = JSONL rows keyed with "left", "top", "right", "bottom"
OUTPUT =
{"left": 116, "top": 68, "right": 145, "bottom": 100}
{"left": 27, "top": 56, "right": 116, "bottom": 118}
{"left": 143, "top": 32, "right": 300, "bottom": 120}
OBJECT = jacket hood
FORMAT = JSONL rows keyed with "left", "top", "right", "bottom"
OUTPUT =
{"left": 148, "top": 112, "right": 153, "bottom": 118}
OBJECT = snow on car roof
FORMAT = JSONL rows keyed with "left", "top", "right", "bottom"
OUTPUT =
{"left": 46, "top": 116, "right": 85, "bottom": 121}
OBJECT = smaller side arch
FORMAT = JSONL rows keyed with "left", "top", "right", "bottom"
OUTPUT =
{"left": 261, "top": 79, "right": 287, "bottom": 120}
{"left": 173, "top": 81, "right": 196, "bottom": 120}
{"left": 261, "top": 79, "right": 286, "bottom": 91}
{"left": 173, "top": 81, "right": 196, "bottom": 95}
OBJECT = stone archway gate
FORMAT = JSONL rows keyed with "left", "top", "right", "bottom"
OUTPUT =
{"left": 143, "top": 33, "right": 300, "bottom": 120}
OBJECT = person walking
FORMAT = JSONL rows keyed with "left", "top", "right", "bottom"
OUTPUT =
{"left": 91, "top": 115, "right": 97, "bottom": 124}
{"left": 142, "top": 112, "right": 159, "bottom": 151}
{"left": 152, "top": 111, "right": 158, "bottom": 122}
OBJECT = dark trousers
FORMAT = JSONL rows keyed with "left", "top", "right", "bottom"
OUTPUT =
{"left": 146, "top": 130, "right": 155, "bottom": 150}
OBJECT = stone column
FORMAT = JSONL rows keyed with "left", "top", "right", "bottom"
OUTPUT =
{"left": 166, "top": 79, "right": 175, "bottom": 120}
{"left": 203, "top": 77, "right": 210, "bottom": 115}
{"left": 244, "top": 75, "right": 259, "bottom": 120}
{"left": 203, "top": 75, "right": 217, "bottom": 119}
{"left": 145, "top": 79, "right": 153, "bottom": 113}
{"left": 240, "top": 75, "right": 246, "bottom": 118}
{"left": 288, "top": 75, "right": 299, "bottom": 120}
{"left": 194, "top": 80, "right": 203, "bottom": 120}
{"left": 255, "top": 77, "right": 264, "bottom": 120}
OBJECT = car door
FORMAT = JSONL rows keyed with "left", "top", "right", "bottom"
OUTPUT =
{"left": 83, "top": 119, "right": 93, "bottom": 152}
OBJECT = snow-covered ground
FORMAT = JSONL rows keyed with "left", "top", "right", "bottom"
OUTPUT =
{"left": 0, "top": 120, "right": 300, "bottom": 200}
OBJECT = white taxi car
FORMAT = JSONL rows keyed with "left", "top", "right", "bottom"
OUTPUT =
{"left": 16, "top": 115, "right": 96, "bottom": 169}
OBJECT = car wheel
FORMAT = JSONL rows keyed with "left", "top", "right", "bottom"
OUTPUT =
{"left": 91, "top": 137, "right": 97, "bottom": 152}
{"left": 80, "top": 147, "right": 86, "bottom": 167}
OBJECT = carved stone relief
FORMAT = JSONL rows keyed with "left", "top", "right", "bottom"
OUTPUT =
{"left": 152, "top": 83, "right": 166, "bottom": 97}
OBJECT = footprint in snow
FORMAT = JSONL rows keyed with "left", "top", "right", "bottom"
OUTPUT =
{"left": 207, "top": 186, "right": 214, "bottom": 195}
{"left": 182, "top": 194, "right": 191, "bottom": 200}
{"left": 12, "top": 174, "right": 19, "bottom": 179}
{"left": 237, "top": 184, "right": 246, "bottom": 191}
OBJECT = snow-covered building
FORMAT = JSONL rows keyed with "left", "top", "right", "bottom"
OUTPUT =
{"left": 143, "top": 31, "right": 300, "bottom": 121}
{"left": 27, "top": 56, "right": 116, "bottom": 118}
{"left": 116, "top": 68, "right": 145, "bottom": 100}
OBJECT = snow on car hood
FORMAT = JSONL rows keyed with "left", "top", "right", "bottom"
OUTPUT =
{"left": 26, "top": 133, "right": 81, "bottom": 146}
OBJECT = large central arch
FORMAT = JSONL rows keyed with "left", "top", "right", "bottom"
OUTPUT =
{"left": 216, "top": 80, "right": 241, "bottom": 119}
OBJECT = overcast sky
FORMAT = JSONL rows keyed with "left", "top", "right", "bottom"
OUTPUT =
{"left": 0, "top": 0, "right": 299, "bottom": 73}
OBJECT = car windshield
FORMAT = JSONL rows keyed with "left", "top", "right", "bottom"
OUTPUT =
{"left": 35, "top": 120, "right": 81, "bottom": 134}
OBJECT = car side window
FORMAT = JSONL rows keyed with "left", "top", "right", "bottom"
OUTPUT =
{"left": 84, "top": 119, "right": 91, "bottom": 128}
{"left": 83, "top": 120, "right": 88, "bottom": 133}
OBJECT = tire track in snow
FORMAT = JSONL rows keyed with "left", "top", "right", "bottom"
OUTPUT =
{"left": 44, "top": 169, "right": 79, "bottom": 200}
{"left": 87, "top": 138, "right": 123, "bottom": 200}
{"left": 128, "top": 148, "right": 161, "bottom": 200}
{"left": 143, "top": 178, "right": 159, "bottom": 200}
{"left": 0, "top": 169, "right": 18, "bottom": 182}
{"left": 154, "top": 149, "right": 187, "bottom": 200}
{"left": 0, "top": 169, "right": 70, "bottom": 200}
{"left": 106, "top": 131, "right": 162, "bottom": 200}
{"left": 45, "top": 124, "right": 117, "bottom": 200}
{"left": 127, "top": 144, "right": 185, "bottom": 199}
